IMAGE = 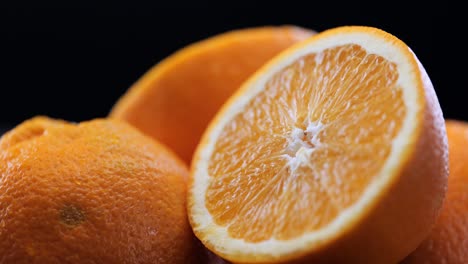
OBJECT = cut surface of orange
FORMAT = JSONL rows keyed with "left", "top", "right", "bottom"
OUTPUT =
{"left": 109, "top": 25, "right": 314, "bottom": 164}
{"left": 188, "top": 26, "right": 448, "bottom": 263}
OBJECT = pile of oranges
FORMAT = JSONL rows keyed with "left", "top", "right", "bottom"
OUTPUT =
{"left": 0, "top": 25, "right": 466, "bottom": 264}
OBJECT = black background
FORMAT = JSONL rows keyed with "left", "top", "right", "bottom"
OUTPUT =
{"left": 0, "top": 5, "right": 463, "bottom": 132}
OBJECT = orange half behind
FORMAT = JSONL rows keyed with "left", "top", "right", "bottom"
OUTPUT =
{"left": 110, "top": 26, "right": 314, "bottom": 164}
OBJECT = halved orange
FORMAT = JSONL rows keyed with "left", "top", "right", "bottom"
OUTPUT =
{"left": 188, "top": 26, "right": 448, "bottom": 263}
{"left": 109, "top": 26, "right": 314, "bottom": 164}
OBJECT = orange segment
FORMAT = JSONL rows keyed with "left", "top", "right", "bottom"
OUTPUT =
{"left": 189, "top": 26, "right": 448, "bottom": 264}
{"left": 110, "top": 26, "right": 314, "bottom": 164}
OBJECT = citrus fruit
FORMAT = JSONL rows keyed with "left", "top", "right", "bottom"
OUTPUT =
{"left": 109, "top": 25, "right": 315, "bottom": 164}
{"left": 402, "top": 119, "right": 468, "bottom": 264}
{"left": 0, "top": 116, "right": 205, "bottom": 263}
{"left": 188, "top": 26, "right": 448, "bottom": 263}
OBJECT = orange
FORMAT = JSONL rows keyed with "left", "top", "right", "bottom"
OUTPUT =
{"left": 188, "top": 26, "right": 448, "bottom": 263}
{"left": 109, "top": 25, "right": 315, "bottom": 164}
{"left": 402, "top": 120, "right": 468, "bottom": 264}
{"left": 0, "top": 116, "right": 206, "bottom": 263}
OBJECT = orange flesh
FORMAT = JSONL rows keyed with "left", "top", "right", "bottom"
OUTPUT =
{"left": 206, "top": 44, "right": 406, "bottom": 242}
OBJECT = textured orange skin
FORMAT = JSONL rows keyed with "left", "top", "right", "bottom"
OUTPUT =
{"left": 0, "top": 116, "right": 206, "bottom": 264}
{"left": 189, "top": 26, "right": 448, "bottom": 264}
{"left": 402, "top": 120, "right": 468, "bottom": 264}
{"left": 109, "top": 26, "right": 314, "bottom": 164}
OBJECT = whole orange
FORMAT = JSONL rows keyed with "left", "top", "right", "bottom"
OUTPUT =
{"left": 402, "top": 119, "right": 468, "bottom": 264}
{"left": 0, "top": 116, "right": 205, "bottom": 263}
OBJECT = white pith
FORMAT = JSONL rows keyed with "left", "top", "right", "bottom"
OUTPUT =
{"left": 283, "top": 122, "right": 324, "bottom": 173}
{"left": 190, "top": 30, "right": 420, "bottom": 258}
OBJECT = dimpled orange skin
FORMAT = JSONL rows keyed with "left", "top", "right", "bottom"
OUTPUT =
{"left": 402, "top": 120, "right": 468, "bottom": 264}
{"left": 110, "top": 26, "right": 314, "bottom": 164}
{"left": 0, "top": 116, "right": 206, "bottom": 264}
